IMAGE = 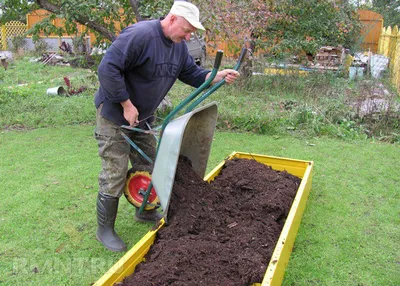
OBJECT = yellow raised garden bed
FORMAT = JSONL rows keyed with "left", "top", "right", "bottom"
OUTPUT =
{"left": 94, "top": 151, "right": 314, "bottom": 286}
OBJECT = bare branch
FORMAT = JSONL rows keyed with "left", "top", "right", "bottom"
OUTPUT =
{"left": 35, "top": 0, "right": 116, "bottom": 42}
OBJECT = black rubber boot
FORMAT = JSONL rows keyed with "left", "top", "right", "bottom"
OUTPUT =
{"left": 134, "top": 207, "right": 164, "bottom": 223}
{"left": 96, "top": 193, "right": 127, "bottom": 252}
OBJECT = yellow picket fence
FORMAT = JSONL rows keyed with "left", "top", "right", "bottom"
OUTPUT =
{"left": 0, "top": 21, "right": 27, "bottom": 50}
{"left": 378, "top": 25, "right": 400, "bottom": 93}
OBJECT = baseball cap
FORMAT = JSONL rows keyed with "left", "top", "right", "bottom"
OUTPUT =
{"left": 169, "top": 1, "right": 205, "bottom": 30}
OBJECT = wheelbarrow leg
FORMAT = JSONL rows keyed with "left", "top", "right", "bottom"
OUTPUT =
{"left": 134, "top": 207, "right": 163, "bottom": 223}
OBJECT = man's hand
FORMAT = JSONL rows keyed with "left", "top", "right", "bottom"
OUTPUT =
{"left": 219, "top": 69, "right": 240, "bottom": 84}
{"left": 121, "top": 100, "right": 139, "bottom": 126}
{"left": 207, "top": 69, "right": 240, "bottom": 84}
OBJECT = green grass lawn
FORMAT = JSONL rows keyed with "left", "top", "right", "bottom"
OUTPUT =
{"left": 0, "top": 58, "right": 96, "bottom": 129}
{"left": 0, "top": 126, "right": 398, "bottom": 285}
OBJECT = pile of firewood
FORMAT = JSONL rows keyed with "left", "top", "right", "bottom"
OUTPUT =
{"left": 315, "top": 46, "right": 344, "bottom": 67}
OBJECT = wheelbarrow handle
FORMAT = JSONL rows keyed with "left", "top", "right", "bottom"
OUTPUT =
{"left": 185, "top": 47, "right": 248, "bottom": 113}
{"left": 158, "top": 50, "right": 224, "bottom": 132}
{"left": 236, "top": 47, "right": 247, "bottom": 68}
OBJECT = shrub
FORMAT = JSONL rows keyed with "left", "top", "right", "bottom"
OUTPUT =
{"left": 10, "top": 35, "right": 26, "bottom": 53}
{"left": 72, "top": 35, "right": 87, "bottom": 55}
{"left": 33, "top": 38, "right": 50, "bottom": 55}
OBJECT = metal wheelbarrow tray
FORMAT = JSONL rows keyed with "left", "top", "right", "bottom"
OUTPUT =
{"left": 94, "top": 152, "right": 314, "bottom": 286}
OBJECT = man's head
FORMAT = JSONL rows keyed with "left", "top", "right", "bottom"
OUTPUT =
{"left": 161, "top": 1, "right": 205, "bottom": 43}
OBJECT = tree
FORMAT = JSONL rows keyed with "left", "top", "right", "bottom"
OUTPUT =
{"left": 2, "top": 0, "right": 361, "bottom": 62}
{"left": 260, "top": 0, "right": 361, "bottom": 58}
{"left": 187, "top": 0, "right": 279, "bottom": 77}
{"left": 371, "top": 0, "right": 400, "bottom": 27}
{"left": 0, "top": 0, "right": 37, "bottom": 24}
{"left": 192, "top": 0, "right": 277, "bottom": 52}
{"left": 189, "top": 1, "right": 361, "bottom": 59}
{"left": 19, "top": 0, "right": 172, "bottom": 43}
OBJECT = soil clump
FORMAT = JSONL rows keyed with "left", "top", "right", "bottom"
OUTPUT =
{"left": 121, "top": 157, "right": 301, "bottom": 286}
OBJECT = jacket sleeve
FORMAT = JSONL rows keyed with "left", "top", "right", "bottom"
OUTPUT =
{"left": 97, "top": 41, "right": 131, "bottom": 103}
{"left": 178, "top": 50, "right": 210, "bottom": 88}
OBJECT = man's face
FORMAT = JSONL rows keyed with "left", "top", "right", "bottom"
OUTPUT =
{"left": 169, "top": 15, "right": 197, "bottom": 43}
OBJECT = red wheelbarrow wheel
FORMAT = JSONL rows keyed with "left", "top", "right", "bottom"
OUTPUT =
{"left": 124, "top": 170, "right": 160, "bottom": 211}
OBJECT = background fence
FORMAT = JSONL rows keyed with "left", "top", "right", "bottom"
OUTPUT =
{"left": 0, "top": 21, "right": 27, "bottom": 50}
{"left": 26, "top": 9, "right": 95, "bottom": 47}
{"left": 378, "top": 25, "right": 400, "bottom": 92}
{"left": 0, "top": 9, "right": 91, "bottom": 52}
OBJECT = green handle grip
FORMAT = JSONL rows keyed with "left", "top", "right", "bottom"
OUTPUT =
{"left": 214, "top": 50, "right": 223, "bottom": 69}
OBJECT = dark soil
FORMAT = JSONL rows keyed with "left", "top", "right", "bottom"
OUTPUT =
{"left": 121, "top": 157, "right": 301, "bottom": 286}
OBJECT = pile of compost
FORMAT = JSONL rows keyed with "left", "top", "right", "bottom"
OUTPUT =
{"left": 121, "top": 157, "right": 301, "bottom": 286}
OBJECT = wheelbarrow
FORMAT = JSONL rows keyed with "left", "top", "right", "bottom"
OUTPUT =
{"left": 121, "top": 48, "right": 247, "bottom": 223}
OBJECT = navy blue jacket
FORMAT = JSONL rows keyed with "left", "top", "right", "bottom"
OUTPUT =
{"left": 94, "top": 19, "right": 209, "bottom": 126}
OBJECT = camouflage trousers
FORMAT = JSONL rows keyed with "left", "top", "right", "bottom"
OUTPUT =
{"left": 95, "top": 105, "right": 156, "bottom": 198}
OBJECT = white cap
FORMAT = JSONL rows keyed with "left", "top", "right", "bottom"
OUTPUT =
{"left": 169, "top": 1, "right": 205, "bottom": 30}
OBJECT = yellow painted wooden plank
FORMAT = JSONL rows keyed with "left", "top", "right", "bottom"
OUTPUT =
{"left": 383, "top": 26, "right": 392, "bottom": 57}
{"left": 377, "top": 27, "right": 385, "bottom": 54}
{"left": 262, "top": 161, "right": 313, "bottom": 286}
{"left": 93, "top": 220, "right": 165, "bottom": 286}
{"left": 1, "top": 26, "right": 7, "bottom": 50}
{"left": 230, "top": 151, "right": 311, "bottom": 178}
{"left": 264, "top": 68, "right": 308, "bottom": 76}
{"left": 389, "top": 26, "right": 398, "bottom": 72}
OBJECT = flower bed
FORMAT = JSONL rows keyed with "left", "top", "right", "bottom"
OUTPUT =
{"left": 94, "top": 152, "right": 313, "bottom": 286}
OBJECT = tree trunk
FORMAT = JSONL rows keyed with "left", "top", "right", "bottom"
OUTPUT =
{"left": 129, "top": 0, "right": 143, "bottom": 22}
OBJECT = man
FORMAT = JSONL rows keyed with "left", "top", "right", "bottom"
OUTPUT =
{"left": 94, "top": 1, "right": 240, "bottom": 252}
